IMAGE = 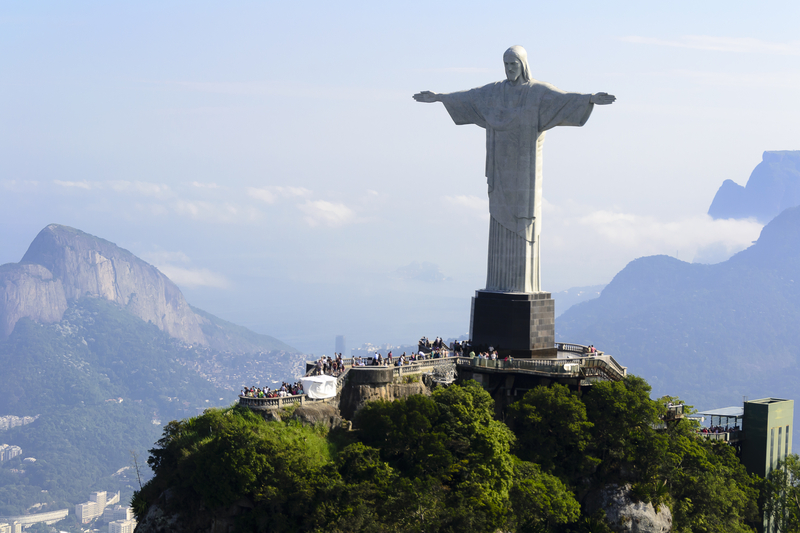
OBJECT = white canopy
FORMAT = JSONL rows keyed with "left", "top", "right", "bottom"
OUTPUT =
{"left": 300, "top": 375, "right": 338, "bottom": 399}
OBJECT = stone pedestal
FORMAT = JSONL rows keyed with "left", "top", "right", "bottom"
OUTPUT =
{"left": 469, "top": 291, "right": 555, "bottom": 358}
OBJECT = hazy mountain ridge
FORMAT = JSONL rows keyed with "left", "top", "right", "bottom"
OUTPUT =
{"left": 708, "top": 150, "right": 800, "bottom": 222}
{"left": 557, "top": 204, "right": 800, "bottom": 411}
{"left": 1, "top": 224, "right": 204, "bottom": 344}
{"left": 0, "top": 224, "right": 297, "bottom": 354}
{"left": 0, "top": 226, "right": 305, "bottom": 523}
{"left": 0, "top": 295, "right": 305, "bottom": 521}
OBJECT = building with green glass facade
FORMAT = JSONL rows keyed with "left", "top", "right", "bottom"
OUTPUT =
{"left": 741, "top": 398, "right": 794, "bottom": 479}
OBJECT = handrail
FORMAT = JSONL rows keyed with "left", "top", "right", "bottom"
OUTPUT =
{"left": 238, "top": 394, "right": 307, "bottom": 409}
{"left": 556, "top": 342, "right": 604, "bottom": 356}
{"left": 454, "top": 355, "right": 625, "bottom": 382}
{"left": 456, "top": 357, "right": 583, "bottom": 376}
{"left": 697, "top": 430, "right": 742, "bottom": 442}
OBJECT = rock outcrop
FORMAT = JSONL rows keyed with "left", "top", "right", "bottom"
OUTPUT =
{"left": 339, "top": 380, "right": 430, "bottom": 420}
{"left": 0, "top": 224, "right": 206, "bottom": 345}
{"left": 136, "top": 489, "right": 253, "bottom": 533}
{"left": 585, "top": 484, "right": 672, "bottom": 533}
{"left": 708, "top": 150, "right": 800, "bottom": 223}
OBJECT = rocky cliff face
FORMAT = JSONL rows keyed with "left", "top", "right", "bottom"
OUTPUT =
{"left": 708, "top": 150, "right": 800, "bottom": 223}
{"left": 0, "top": 224, "right": 206, "bottom": 345}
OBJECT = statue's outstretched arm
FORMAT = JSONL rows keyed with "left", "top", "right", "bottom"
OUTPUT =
{"left": 590, "top": 92, "right": 616, "bottom": 105}
{"left": 413, "top": 91, "right": 442, "bottom": 103}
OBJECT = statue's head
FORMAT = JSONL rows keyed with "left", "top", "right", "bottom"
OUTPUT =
{"left": 503, "top": 45, "right": 531, "bottom": 84}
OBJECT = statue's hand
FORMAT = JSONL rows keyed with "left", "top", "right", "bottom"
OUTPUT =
{"left": 591, "top": 92, "right": 616, "bottom": 105}
{"left": 413, "top": 91, "right": 440, "bottom": 103}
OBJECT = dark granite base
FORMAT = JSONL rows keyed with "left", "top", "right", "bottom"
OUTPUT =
{"left": 469, "top": 291, "right": 555, "bottom": 357}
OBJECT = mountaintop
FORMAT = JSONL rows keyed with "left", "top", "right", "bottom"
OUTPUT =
{"left": 0, "top": 226, "right": 304, "bottom": 521}
{"left": 708, "top": 150, "right": 800, "bottom": 222}
{"left": 557, "top": 204, "right": 800, "bottom": 412}
{"left": 0, "top": 224, "right": 296, "bottom": 354}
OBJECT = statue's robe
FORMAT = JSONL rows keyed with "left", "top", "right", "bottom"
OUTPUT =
{"left": 441, "top": 79, "right": 593, "bottom": 292}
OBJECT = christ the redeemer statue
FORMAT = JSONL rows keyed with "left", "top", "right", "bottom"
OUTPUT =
{"left": 414, "top": 45, "right": 615, "bottom": 293}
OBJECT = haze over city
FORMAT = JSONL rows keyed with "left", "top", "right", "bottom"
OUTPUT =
{"left": 2, "top": 1, "right": 798, "bottom": 355}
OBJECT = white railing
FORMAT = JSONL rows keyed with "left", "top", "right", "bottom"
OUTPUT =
{"left": 698, "top": 430, "right": 742, "bottom": 442}
{"left": 457, "top": 357, "right": 583, "bottom": 376}
{"left": 556, "top": 342, "right": 604, "bottom": 356}
{"left": 238, "top": 394, "right": 307, "bottom": 409}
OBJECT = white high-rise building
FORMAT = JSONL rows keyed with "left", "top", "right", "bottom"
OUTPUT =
{"left": 76, "top": 490, "right": 116, "bottom": 523}
{"left": 0, "top": 445, "right": 22, "bottom": 462}
{"left": 103, "top": 505, "right": 133, "bottom": 522}
{"left": 90, "top": 491, "right": 107, "bottom": 509}
{"left": 109, "top": 519, "right": 137, "bottom": 533}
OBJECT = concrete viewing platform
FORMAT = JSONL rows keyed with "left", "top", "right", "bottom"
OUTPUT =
{"left": 239, "top": 343, "right": 627, "bottom": 411}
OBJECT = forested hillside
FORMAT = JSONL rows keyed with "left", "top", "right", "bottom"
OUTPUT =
{"left": 0, "top": 297, "right": 300, "bottom": 523}
{"left": 133, "top": 379, "right": 761, "bottom": 533}
{"left": 557, "top": 205, "right": 800, "bottom": 415}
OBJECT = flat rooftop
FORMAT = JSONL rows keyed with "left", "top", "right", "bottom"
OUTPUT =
{"left": 697, "top": 406, "right": 743, "bottom": 418}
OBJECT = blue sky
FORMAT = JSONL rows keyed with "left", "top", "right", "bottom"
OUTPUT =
{"left": 2, "top": 1, "right": 798, "bottom": 354}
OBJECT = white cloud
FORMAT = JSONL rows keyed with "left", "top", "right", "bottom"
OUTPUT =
{"left": 173, "top": 200, "right": 261, "bottom": 223}
{"left": 542, "top": 205, "right": 763, "bottom": 261}
{"left": 2, "top": 180, "right": 39, "bottom": 191}
{"left": 109, "top": 180, "right": 172, "bottom": 198}
{"left": 444, "top": 195, "right": 490, "bottom": 220}
{"left": 54, "top": 180, "right": 92, "bottom": 189}
{"left": 276, "top": 186, "right": 312, "bottom": 197}
{"left": 156, "top": 265, "right": 230, "bottom": 289}
{"left": 191, "top": 181, "right": 220, "bottom": 189}
{"left": 144, "top": 250, "right": 229, "bottom": 289}
{"left": 247, "top": 185, "right": 312, "bottom": 204}
{"left": 298, "top": 200, "right": 356, "bottom": 227}
{"left": 667, "top": 69, "right": 800, "bottom": 90}
{"left": 51, "top": 179, "right": 175, "bottom": 198}
{"left": 542, "top": 206, "right": 764, "bottom": 288}
{"left": 571, "top": 211, "right": 762, "bottom": 255}
{"left": 620, "top": 35, "right": 800, "bottom": 56}
{"left": 247, "top": 187, "right": 276, "bottom": 204}
{"left": 142, "top": 250, "right": 191, "bottom": 265}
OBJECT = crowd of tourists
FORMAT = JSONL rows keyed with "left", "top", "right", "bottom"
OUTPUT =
{"left": 700, "top": 425, "right": 739, "bottom": 434}
{"left": 310, "top": 345, "right": 462, "bottom": 376}
{"left": 312, "top": 355, "right": 346, "bottom": 376}
{"left": 240, "top": 381, "right": 304, "bottom": 398}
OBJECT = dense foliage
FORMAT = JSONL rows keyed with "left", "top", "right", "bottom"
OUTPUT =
{"left": 557, "top": 205, "right": 800, "bottom": 418}
{"left": 0, "top": 298, "right": 237, "bottom": 518}
{"left": 763, "top": 454, "right": 800, "bottom": 533}
{"left": 134, "top": 378, "right": 763, "bottom": 532}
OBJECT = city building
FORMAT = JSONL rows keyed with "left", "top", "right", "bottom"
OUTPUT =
{"left": 698, "top": 397, "right": 794, "bottom": 533}
{"left": 335, "top": 335, "right": 346, "bottom": 357}
{"left": 109, "top": 519, "right": 137, "bottom": 533}
{"left": 75, "top": 491, "right": 119, "bottom": 524}
{"left": 103, "top": 505, "right": 133, "bottom": 522}
{"left": 740, "top": 398, "right": 794, "bottom": 478}
{"left": 0, "top": 510, "right": 65, "bottom": 529}
{"left": 0, "top": 415, "right": 37, "bottom": 432}
{"left": 0, "top": 445, "right": 21, "bottom": 462}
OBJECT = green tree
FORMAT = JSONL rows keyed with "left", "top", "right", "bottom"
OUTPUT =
{"left": 508, "top": 460, "right": 581, "bottom": 532}
{"left": 583, "top": 376, "right": 667, "bottom": 482}
{"left": 764, "top": 454, "right": 800, "bottom": 533}
{"left": 506, "top": 384, "right": 598, "bottom": 482}
{"left": 354, "top": 381, "right": 516, "bottom": 532}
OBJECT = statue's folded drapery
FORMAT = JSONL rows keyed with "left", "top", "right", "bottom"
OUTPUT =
{"left": 441, "top": 79, "right": 593, "bottom": 292}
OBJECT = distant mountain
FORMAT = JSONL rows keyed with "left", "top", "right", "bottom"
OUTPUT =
{"left": 0, "top": 224, "right": 295, "bottom": 354}
{"left": 557, "top": 205, "right": 800, "bottom": 411}
{"left": 708, "top": 150, "right": 800, "bottom": 222}
{"left": 552, "top": 284, "right": 605, "bottom": 317}
{"left": 0, "top": 225, "right": 303, "bottom": 523}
